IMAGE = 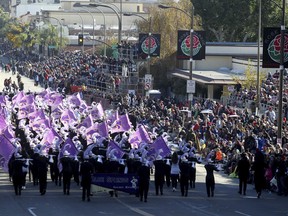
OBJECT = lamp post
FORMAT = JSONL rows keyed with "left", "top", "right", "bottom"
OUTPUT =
{"left": 74, "top": 3, "right": 107, "bottom": 56}
{"left": 77, "top": 8, "right": 96, "bottom": 54}
{"left": 89, "top": 3, "right": 122, "bottom": 45}
{"left": 43, "top": 16, "right": 63, "bottom": 53}
{"left": 63, "top": 9, "right": 84, "bottom": 52}
{"left": 277, "top": 0, "right": 286, "bottom": 144}
{"left": 158, "top": 4, "right": 194, "bottom": 111}
{"left": 124, "top": 13, "right": 151, "bottom": 75}
{"left": 256, "top": 0, "right": 261, "bottom": 115}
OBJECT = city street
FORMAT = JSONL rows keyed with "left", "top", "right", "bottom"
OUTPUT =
{"left": 1, "top": 70, "right": 288, "bottom": 216}
{"left": 0, "top": 164, "right": 287, "bottom": 216}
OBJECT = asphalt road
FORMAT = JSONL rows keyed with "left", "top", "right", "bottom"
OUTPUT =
{"left": 1, "top": 164, "right": 287, "bottom": 216}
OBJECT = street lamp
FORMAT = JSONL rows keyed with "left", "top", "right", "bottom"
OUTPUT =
{"left": 89, "top": 3, "right": 122, "bottom": 45}
{"left": 123, "top": 13, "right": 152, "bottom": 75}
{"left": 158, "top": 4, "right": 194, "bottom": 110}
{"left": 77, "top": 8, "right": 96, "bottom": 54}
{"left": 43, "top": 16, "right": 63, "bottom": 53}
{"left": 74, "top": 3, "right": 107, "bottom": 56}
{"left": 256, "top": 0, "right": 261, "bottom": 115}
{"left": 277, "top": 0, "right": 286, "bottom": 144}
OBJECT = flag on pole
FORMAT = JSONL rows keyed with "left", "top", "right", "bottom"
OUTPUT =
{"left": 129, "top": 124, "right": 151, "bottom": 148}
{"left": 146, "top": 136, "right": 171, "bottom": 161}
{"left": 110, "top": 114, "right": 132, "bottom": 134}
{"left": 0, "top": 135, "right": 16, "bottom": 172}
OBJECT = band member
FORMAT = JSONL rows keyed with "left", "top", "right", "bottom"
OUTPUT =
{"left": 204, "top": 159, "right": 219, "bottom": 197}
{"left": 11, "top": 153, "right": 24, "bottom": 195}
{"left": 138, "top": 160, "right": 150, "bottom": 202}
{"left": 80, "top": 155, "right": 94, "bottom": 202}
{"left": 60, "top": 151, "right": 74, "bottom": 195}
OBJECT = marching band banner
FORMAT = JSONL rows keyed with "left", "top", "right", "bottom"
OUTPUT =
{"left": 91, "top": 173, "right": 139, "bottom": 194}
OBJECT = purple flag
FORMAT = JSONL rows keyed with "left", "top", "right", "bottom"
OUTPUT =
{"left": 129, "top": 125, "right": 152, "bottom": 149}
{"left": 58, "top": 138, "right": 79, "bottom": 172}
{"left": 2, "top": 126, "right": 15, "bottom": 140}
{"left": 78, "top": 115, "right": 93, "bottom": 129}
{"left": 0, "top": 135, "right": 16, "bottom": 172}
{"left": 28, "top": 109, "right": 46, "bottom": 121}
{"left": 0, "top": 107, "right": 7, "bottom": 119}
{"left": 0, "top": 95, "right": 7, "bottom": 106}
{"left": 19, "top": 94, "right": 34, "bottom": 107}
{"left": 40, "top": 128, "right": 63, "bottom": 149}
{"left": 79, "top": 100, "right": 88, "bottom": 113}
{"left": 0, "top": 115, "right": 7, "bottom": 133}
{"left": 106, "top": 140, "right": 125, "bottom": 160}
{"left": 106, "top": 110, "right": 119, "bottom": 126}
{"left": 90, "top": 103, "right": 105, "bottom": 120}
{"left": 68, "top": 92, "right": 82, "bottom": 107}
{"left": 38, "top": 89, "right": 50, "bottom": 98}
{"left": 12, "top": 91, "right": 25, "bottom": 105}
{"left": 46, "top": 93, "right": 63, "bottom": 107}
{"left": 98, "top": 121, "right": 109, "bottom": 138}
{"left": 110, "top": 114, "right": 132, "bottom": 134}
{"left": 146, "top": 136, "right": 171, "bottom": 162}
{"left": 59, "top": 138, "right": 79, "bottom": 158}
{"left": 30, "top": 118, "right": 51, "bottom": 132}
{"left": 61, "top": 109, "right": 77, "bottom": 125}
{"left": 18, "top": 104, "right": 36, "bottom": 120}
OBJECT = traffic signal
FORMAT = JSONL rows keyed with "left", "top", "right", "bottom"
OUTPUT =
{"left": 78, "top": 34, "right": 83, "bottom": 46}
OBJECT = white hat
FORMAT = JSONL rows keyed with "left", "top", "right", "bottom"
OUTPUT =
{"left": 63, "top": 150, "right": 70, "bottom": 157}
{"left": 156, "top": 155, "right": 162, "bottom": 161}
{"left": 15, "top": 153, "right": 22, "bottom": 158}
{"left": 119, "top": 159, "right": 125, "bottom": 165}
{"left": 181, "top": 155, "right": 188, "bottom": 162}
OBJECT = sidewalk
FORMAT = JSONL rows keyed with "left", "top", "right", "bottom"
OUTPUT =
{"left": 0, "top": 70, "right": 44, "bottom": 93}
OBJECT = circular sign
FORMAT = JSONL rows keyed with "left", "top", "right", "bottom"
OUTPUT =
{"left": 145, "top": 83, "right": 151, "bottom": 90}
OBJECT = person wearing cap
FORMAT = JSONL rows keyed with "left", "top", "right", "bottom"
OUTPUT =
{"left": 236, "top": 152, "right": 250, "bottom": 195}
{"left": 204, "top": 159, "right": 219, "bottom": 197}
{"left": 153, "top": 155, "right": 165, "bottom": 196}
{"left": 80, "top": 155, "right": 94, "bottom": 202}
{"left": 60, "top": 150, "right": 74, "bottom": 195}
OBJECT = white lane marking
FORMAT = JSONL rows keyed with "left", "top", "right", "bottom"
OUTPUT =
{"left": 116, "top": 199, "right": 154, "bottom": 216}
{"left": 28, "top": 207, "right": 37, "bottom": 216}
{"left": 235, "top": 211, "right": 251, "bottom": 216}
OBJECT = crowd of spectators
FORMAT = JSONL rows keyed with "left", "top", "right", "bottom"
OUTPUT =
{"left": 1, "top": 41, "right": 288, "bottom": 197}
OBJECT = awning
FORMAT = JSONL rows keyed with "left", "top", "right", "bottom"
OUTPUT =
{"left": 171, "top": 68, "right": 237, "bottom": 85}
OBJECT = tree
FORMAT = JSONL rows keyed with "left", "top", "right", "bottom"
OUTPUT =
{"left": 232, "top": 60, "right": 266, "bottom": 90}
{"left": 193, "top": 0, "right": 282, "bottom": 42}
{"left": 0, "top": 7, "right": 10, "bottom": 40}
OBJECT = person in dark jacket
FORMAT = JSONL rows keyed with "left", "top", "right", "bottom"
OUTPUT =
{"left": 11, "top": 153, "right": 24, "bottom": 195}
{"left": 138, "top": 160, "right": 150, "bottom": 202}
{"left": 153, "top": 155, "right": 165, "bottom": 195}
{"left": 204, "top": 159, "right": 219, "bottom": 197}
{"left": 60, "top": 151, "right": 74, "bottom": 195}
{"left": 236, "top": 152, "right": 251, "bottom": 195}
{"left": 252, "top": 149, "right": 266, "bottom": 198}
{"left": 37, "top": 151, "right": 49, "bottom": 195}
{"left": 80, "top": 155, "right": 94, "bottom": 202}
{"left": 179, "top": 155, "right": 190, "bottom": 197}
